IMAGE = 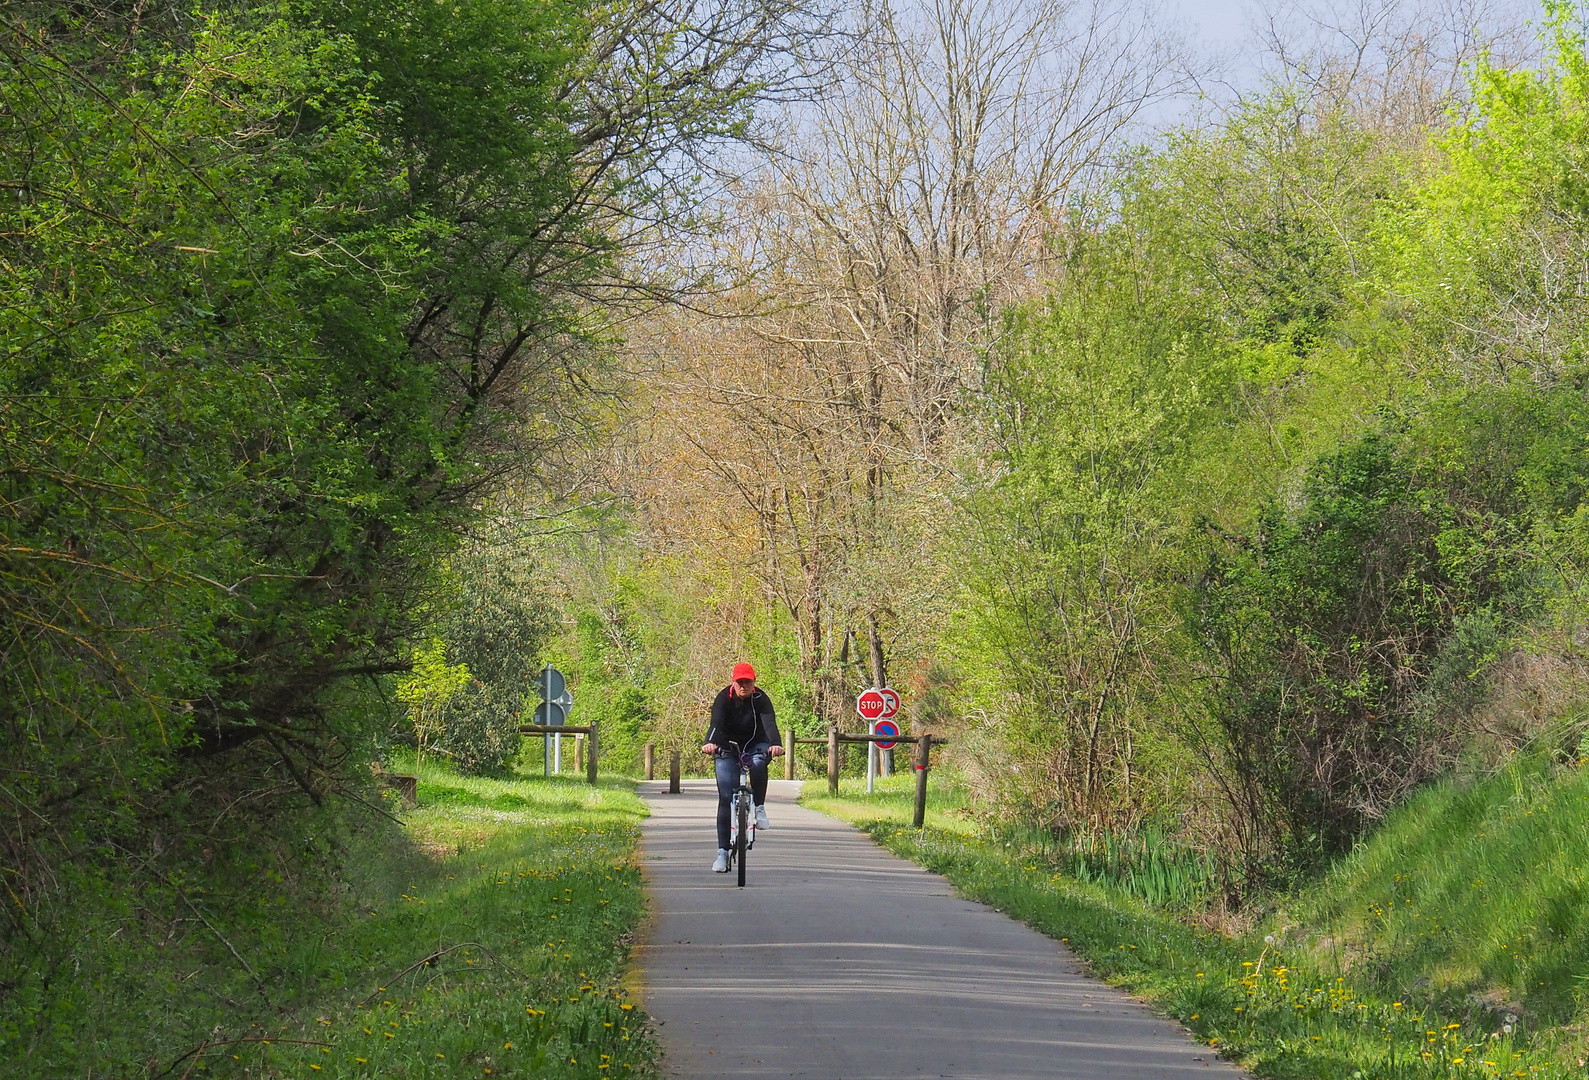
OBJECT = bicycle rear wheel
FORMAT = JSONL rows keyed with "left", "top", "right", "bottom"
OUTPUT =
{"left": 735, "top": 793, "right": 748, "bottom": 887}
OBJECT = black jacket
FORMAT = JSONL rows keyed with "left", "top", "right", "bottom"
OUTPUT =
{"left": 705, "top": 686, "right": 781, "bottom": 750}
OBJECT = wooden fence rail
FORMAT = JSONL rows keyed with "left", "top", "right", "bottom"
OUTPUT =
{"left": 785, "top": 726, "right": 946, "bottom": 827}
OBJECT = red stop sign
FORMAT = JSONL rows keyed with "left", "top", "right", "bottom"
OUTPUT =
{"left": 857, "top": 689, "right": 888, "bottom": 720}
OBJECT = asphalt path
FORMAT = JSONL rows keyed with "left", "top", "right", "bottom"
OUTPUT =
{"left": 635, "top": 778, "right": 1247, "bottom": 1079}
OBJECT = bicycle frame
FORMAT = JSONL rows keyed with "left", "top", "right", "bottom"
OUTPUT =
{"left": 722, "top": 742, "right": 756, "bottom": 887}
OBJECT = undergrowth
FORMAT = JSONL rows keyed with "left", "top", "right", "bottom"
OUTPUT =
{"left": 804, "top": 774, "right": 1579, "bottom": 1080}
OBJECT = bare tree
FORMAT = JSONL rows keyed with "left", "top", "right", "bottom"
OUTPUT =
{"left": 1252, "top": 0, "right": 1539, "bottom": 134}
{"left": 759, "top": 0, "right": 1194, "bottom": 438}
{"left": 623, "top": 0, "right": 1198, "bottom": 729}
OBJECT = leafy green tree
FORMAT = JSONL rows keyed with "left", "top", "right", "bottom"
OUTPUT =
{"left": 397, "top": 638, "right": 473, "bottom": 762}
{"left": 0, "top": 0, "right": 822, "bottom": 1065}
{"left": 426, "top": 542, "right": 557, "bottom": 773}
{"left": 561, "top": 604, "right": 658, "bottom": 775}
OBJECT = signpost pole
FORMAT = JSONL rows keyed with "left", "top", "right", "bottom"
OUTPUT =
{"left": 554, "top": 732, "right": 562, "bottom": 774}
{"left": 866, "top": 719, "right": 877, "bottom": 794}
{"left": 543, "top": 732, "right": 550, "bottom": 777}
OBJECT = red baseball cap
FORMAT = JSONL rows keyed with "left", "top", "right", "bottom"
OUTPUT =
{"left": 731, "top": 662, "right": 757, "bottom": 683}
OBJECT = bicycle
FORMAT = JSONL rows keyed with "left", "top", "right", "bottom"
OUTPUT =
{"left": 720, "top": 741, "right": 757, "bottom": 887}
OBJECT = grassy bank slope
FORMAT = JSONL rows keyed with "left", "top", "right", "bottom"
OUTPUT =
{"left": 44, "top": 761, "right": 659, "bottom": 1079}
{"left": 804, "top": 773, "right": 1579, "bottom": 1080}
{"left": 1288, "top": 753, "right": 1589, "bottom": 1039}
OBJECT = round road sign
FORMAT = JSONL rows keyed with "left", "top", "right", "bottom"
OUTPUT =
{"left": 878, "top": 688, "right": 900, "bottom": 719}
{"left": 873, "top": 718, "right": 901, "bottom": 750}
{"left": 538, "top": 666, "right": 567, "bottom": 702}
{"left": 857, "top": 688, "right": 887, "bottom": 720}
{"left": 533, "top": 701, "right": 567, "bottom": 727}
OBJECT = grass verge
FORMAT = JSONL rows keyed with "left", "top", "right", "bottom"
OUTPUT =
{"left": 149, "top": 759, "right": 658, "bottom": 1079}
{"left": 803, "top": 774, "right": 1574, "bottom": 1080}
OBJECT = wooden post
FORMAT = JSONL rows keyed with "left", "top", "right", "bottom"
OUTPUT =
{"left": 668, "top": 749, "right": 681, "bottom": 794}
{"left": 576, "top": 732, "right": 584, "bottom": 772}
{"left": 587, "top": 720, "right": 599, "bottom": 786}
{"left": 644, "top": 742, "right": 655, "bottom": 781}
{"left": 827, "top": 725, "right": 840, "bottom": 795}
{"left": 913, "top": 734, "right": 931, "bottom": 827}
{"left": 784, "top": 727, "right": 795, "bottom": 780}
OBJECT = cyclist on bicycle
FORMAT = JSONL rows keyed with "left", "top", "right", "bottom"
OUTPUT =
{"left": 701, "top": 662, "right": 784, "bottom": 873}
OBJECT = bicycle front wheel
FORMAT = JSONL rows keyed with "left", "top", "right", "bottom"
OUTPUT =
{"left": 735, "top": 793, "right": 748, "bottom": 887}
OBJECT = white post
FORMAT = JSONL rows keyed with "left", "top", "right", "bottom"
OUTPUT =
{"left": 867, "top": 719, "right": 877, "bottom": 794}
{"left": 554, "top": 732, "right": 562, "bottom": 773}
{"left": 542, "top": 666, "right": 553, "bottom": 777}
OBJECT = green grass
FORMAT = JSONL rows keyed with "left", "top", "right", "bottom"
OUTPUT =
{"left": 803, "top": 773, "right": 1579, "bottom": 1080}
{"left": 1288, "top": 752, "right": 1589, "bottom": 1038}
{"left": 42, "top": 759, "right": 660, "bottom": 1079}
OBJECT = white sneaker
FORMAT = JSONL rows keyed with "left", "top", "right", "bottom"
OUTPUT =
{"left": 712, "top": 849, "right": 730, "bottom": 873}
{"left": 755, "top": 805, "right": 771, "bottom": 831}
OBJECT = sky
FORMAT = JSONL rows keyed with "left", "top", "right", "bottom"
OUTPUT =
{"left": 1150, "top": 0, "right": 1549, "bottom": 125}
{"left": 1172, "top": 0, "right": 1254, "bottom": 51}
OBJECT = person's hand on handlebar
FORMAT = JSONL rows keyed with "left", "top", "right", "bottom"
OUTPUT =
{"left": 701, "top": 742, "right": 784, "bottom": 757}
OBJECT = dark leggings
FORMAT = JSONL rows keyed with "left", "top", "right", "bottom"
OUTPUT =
{"left": 714, "top": 744, "right": 769, "bottom": 849}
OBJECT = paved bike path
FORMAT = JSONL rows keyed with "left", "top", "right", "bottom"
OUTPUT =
{"left": 635, "top": 779, "right": 1245, "bottom": 1079}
